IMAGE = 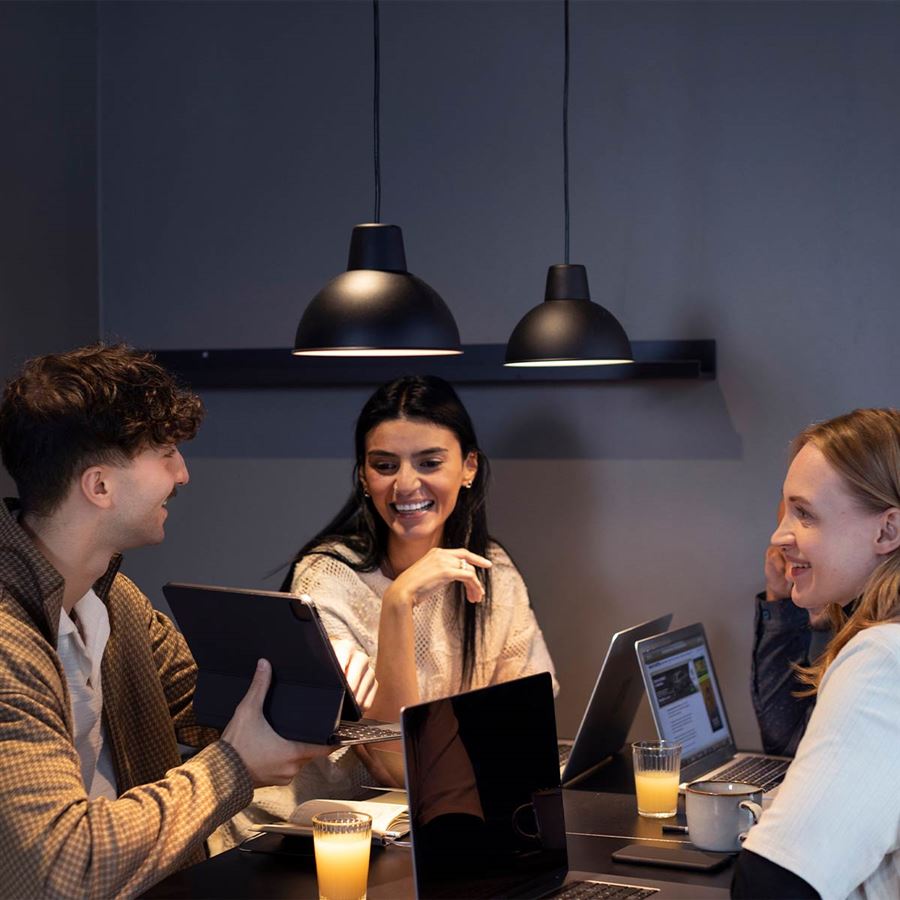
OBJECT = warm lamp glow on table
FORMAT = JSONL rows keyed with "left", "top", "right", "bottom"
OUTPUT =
{"left": 312, "top": 811, "right": 372, "bottom": 900}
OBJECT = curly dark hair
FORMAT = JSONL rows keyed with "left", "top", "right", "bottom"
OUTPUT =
{"left": 0, "top": 344, "right": 204, "bottom": 516}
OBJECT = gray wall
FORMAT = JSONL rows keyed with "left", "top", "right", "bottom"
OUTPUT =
{"left": 0, "top": 1, "right": 99, "bottom": 496}
{"left": 6, "top": 1, "right": 900, "bottom": 749}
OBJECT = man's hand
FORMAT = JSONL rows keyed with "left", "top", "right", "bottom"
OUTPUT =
{"left": 221, "top": 659, "right": 332, "bottom": 788}
{"left": 331, "top": 639, "right": 377, "bottom": 713}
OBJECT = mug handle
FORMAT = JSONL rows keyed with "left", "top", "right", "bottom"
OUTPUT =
{"left": 738, "top": 800, "right": 763, "bottom": 844}
{"left": 511, "top": 801, "right": 539, "bottom": 839}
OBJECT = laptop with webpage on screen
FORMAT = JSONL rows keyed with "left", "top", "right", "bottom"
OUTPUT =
{"left": 400, "top": 673, "right": 729, "bottom": 899}
{"left": 163, "top": 583, "right": 401, "bottom": 746}
{"left": 558, "top": 614, "right": 673, "bottom": 785}
{"left": 634, "top": 623, "right": 790, "bottom": 795}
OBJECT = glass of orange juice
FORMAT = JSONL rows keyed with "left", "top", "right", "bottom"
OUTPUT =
{"left": 312, "top": 811, "right": 372, "bottom": 900}
{"left": 631, "top": 740, "right": 682, "bottom": 818}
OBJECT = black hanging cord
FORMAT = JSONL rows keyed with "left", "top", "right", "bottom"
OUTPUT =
{"left": 563, "top": 0, "right": 570, "bottom": 264}
{"left": 373, "top": 0, "right": 382, "bottom": 223}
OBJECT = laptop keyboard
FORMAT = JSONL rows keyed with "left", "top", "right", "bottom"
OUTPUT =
{"left": 332, "top": 722, "right": 402, "bottom": 742}
{"left": 713, "top": 755, "right": 790, "bottom": 792}
{"left": 550, "top": 881, "right": 658, "bottom": 899}
{"left": 558, "top": 741, "right": 573, "bottom": 766}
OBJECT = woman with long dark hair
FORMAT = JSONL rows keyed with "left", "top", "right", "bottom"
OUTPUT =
{"left": 212, "top": 376, "right": 556, "bottom": 850}
{"left": 284, "top": 374, "right": 556, "bottom": 722}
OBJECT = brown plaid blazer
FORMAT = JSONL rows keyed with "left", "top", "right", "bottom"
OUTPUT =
{"left": 0, "top": 499, "right": 253, "bottom": 898}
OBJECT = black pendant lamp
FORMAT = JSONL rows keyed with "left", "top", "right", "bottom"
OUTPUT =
{"left": 505, "top": 0, "right": 632, "bottom": 367}
{"left": 294, "top": 1, "right": 461, "bottom": 357}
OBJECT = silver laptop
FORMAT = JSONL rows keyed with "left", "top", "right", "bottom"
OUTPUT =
{"left": 558, "top": 614, "right": 673, "bottom": 785}
{"left": 398, "top": 673, "right": 729, "bottom": 899}
{"left": 635, "top": 623, "right": 790, "bottom": 795}
{"left": 163, "top": 582, "right": 401, "bottom": 746}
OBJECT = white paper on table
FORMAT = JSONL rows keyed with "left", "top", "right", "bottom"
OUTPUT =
{"left": 258, "top": 791, "right": 409, "bottom": 845}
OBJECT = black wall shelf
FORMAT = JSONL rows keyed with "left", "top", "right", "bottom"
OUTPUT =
{"left": 151, "top": 340, "right": 716, "bottom": 389}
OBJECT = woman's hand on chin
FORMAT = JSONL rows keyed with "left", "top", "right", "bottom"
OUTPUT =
{"left": 384, "top": 547, "right": 492, "bottom": 607}
{"left": 373, "top": 548, "right": 491, "bottom": 721}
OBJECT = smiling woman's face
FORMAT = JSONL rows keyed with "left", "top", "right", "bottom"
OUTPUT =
{"left": 362, "top": 417, "right": 477, "bottom": 557}
{"left": 771, "top": 443, "right": 883, "bottom": 611}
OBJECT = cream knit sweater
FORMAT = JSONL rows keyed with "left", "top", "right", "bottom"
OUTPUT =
{"left": 211, "top": 541, "right": 557, "bottom": 852}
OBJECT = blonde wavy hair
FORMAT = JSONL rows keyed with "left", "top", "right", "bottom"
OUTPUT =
{"left": 793, "top": 408, "right": 900, "bottom": 693}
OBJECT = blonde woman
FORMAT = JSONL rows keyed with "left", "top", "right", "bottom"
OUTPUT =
{"left": 733, "top": 409, "right": 900, "bottom": 899}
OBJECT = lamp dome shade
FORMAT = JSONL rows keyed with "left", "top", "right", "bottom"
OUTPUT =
{"left": 505, "top": 264, "right": 633, "bottom": 366}
{"left": 293, "top": 224, "right": 461, "bottom": 357}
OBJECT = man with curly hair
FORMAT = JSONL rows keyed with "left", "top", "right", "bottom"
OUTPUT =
{"left": 0, "top": 345, "right": 367, "bottom": 897}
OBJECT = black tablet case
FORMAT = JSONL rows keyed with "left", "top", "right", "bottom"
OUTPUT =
{"left": 163, "top": 583, "right": 361, "bottom": 744}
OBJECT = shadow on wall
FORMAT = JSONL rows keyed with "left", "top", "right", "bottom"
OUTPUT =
{"left": 189, "top": 381, "right": 741, "bottom": 461}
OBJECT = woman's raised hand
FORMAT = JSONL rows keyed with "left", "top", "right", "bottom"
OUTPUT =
{"left": 386, "top": 547, "right": 492, "bottom": 607}
{"left": 370, "top": 547, "right": 492, "bottom": 724}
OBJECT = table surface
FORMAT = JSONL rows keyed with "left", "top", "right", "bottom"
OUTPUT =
{"left": 145, "top": 753, "right": 735, "bottom": 898}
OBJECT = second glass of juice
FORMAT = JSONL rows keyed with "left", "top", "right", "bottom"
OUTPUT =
{"left": 631, "top": 740, "right": 682, "bottom": 818}
{"left": 312, "top": 811, "right": 372, "bottom": 900}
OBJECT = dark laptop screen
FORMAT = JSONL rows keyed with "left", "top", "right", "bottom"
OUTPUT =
{"left": 403, "top": 673, "right": 567, "bottom": 899}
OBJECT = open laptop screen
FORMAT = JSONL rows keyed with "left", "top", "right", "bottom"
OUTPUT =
{"left": 402, "top": 673, "right": 567, "bottom": 900}
{"left": 636, "top": 624, "right": 734, "bottom": 771}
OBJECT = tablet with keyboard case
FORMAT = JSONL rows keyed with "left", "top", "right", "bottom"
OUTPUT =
{"left": 163, "top": 582, "right": 401, "bottom": 746}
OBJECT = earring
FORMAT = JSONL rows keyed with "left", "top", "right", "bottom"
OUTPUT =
{"left": 464, "top": 481, "right": 473, "bottom": 489}
{"left": 361, "top": 484, "right": 370, "bottom": 497}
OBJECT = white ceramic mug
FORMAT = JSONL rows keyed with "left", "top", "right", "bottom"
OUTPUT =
{"left": 684, "top": 780, "right": 763, "bottom": 852}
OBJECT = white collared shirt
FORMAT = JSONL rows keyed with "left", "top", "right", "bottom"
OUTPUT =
{"left": 57, "top": 589, "right": 118, "bottom": 800}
